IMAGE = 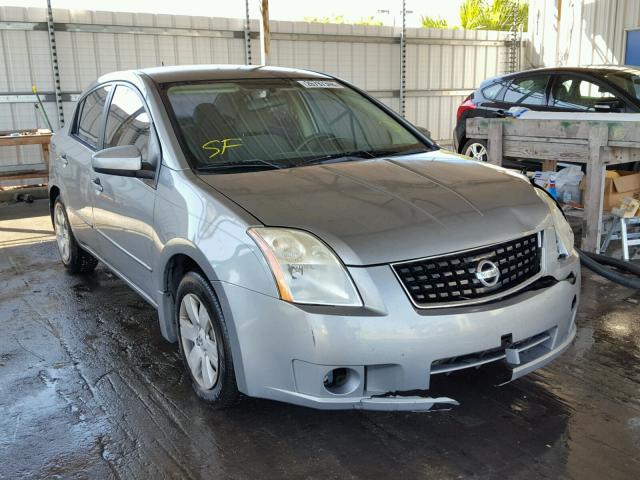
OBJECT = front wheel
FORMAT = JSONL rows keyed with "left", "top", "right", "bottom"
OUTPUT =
{"left": 463, "top": 139, "right": 488, "bottom": 162}
{"left": 53, "top": 198, "right": 98, "bottom": 273}
{"left": 176, "top": 271, "right": 239, "bottom": 408}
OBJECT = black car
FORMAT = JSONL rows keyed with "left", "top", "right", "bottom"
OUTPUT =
{"left": 453, "top": 66, "right": 640, "bottom": 163}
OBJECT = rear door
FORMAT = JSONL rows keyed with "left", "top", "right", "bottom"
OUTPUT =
{"left": 91, "top": 83, "right": 160, "bottom": 295}
{"left": 60, "top": 84, "right": 112, "bottom": 246}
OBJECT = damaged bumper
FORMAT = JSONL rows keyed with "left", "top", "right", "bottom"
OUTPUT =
{"left": 216, "top": 249, "right": 580, "bottom": 411}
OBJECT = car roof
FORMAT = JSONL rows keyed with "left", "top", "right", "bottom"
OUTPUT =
{"left": 505, "top": 65, "right": 640, "bottom": 77}
{"left": 135, "top": 64, "right": 331, "bottom": 84}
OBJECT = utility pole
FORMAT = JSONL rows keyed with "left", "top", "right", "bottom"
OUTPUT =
{"left": 508, "top": 0, "right": 520, "bottom": 73}
{"left": 45, "top": 0, "right": 64, "bottom": 128}
{"left": 259, "top": 0, "right": 270, "bottom": 65}
{"left": 244, "top": 0, "right": 252, "bottom": 65}
{"left": 399, "top": 0, "right": 407, "bottom": 117}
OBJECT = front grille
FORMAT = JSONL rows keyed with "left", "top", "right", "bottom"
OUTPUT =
{"left": 392, "top": 233, "right": 542, "bottom": 307}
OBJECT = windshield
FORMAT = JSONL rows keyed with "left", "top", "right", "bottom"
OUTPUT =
{"left": 603, "top": 69, "right": 640, "bottom": 101}
{"left": 164, "top": 78, "right": 432, "bottom": 172}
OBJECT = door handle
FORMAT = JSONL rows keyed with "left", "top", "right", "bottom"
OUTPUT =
{"left": 60, "top": 153, "right": 68, "bottom": 166}
{"left": 496, "top": 109, "right": 505, "bottom": 118}
{"left": 92, "top": 177, "right": 103, "bottom": 192}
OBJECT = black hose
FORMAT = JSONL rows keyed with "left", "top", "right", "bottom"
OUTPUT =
{"left": 577, "top": 249, "right": 640, "bottom": 290}
{"left": 581, "top": 250, "right": 640, "bottom": 276}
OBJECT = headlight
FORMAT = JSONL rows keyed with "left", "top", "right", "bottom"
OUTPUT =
{"left": 535, "top": 189, "right": 574, "bottom": 257}
{"left": 248, "top": 227, "right": 362, "bottom": 306}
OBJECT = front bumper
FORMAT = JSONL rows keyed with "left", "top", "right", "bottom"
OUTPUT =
{"left": 216, "top": 252, "right": 580, "bottom": 411}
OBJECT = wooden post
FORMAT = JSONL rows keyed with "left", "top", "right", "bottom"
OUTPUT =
{"left": 487, "top": 121, "right": 503, "bottom": 166}
{"left": 581, "top": 124, "right": 609, "bottom": 253}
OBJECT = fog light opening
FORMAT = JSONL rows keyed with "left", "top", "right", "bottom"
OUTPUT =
{"left": 323, "top": 367, "right": 360, "bottom": 395}
{"left": 571, "top": 295, "right": 577, "bottom": 311}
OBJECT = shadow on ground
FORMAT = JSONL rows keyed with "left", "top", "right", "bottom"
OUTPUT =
{"left": 1, "top": 201, "right": 639, "bottom": 479}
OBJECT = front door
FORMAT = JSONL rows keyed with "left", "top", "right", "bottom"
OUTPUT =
{"left": 91, "top": 84, "right": 160, "bottom": 296}
{"left": 60, "top": 85, "right": 111, "bottom": 245}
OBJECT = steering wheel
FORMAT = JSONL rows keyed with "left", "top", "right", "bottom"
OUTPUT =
{"left": 295, "top": 133, "right": 341, "bottom": 152}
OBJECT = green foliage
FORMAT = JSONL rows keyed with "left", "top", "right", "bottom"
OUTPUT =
{"left": 304, "top": 15, "right": 382, "bottom": 26}
{"left": 459, "top": 0, "right": 485, "bottom": 29}
{"left": 420, "top": 16, "right": 450, "bottom": 29}
{"left": 420, "top": 0, "right": 528, "bottom": 31}
{"left": 459, "top": 0, "right": 528, "bottom": 31}
{"left": 354, "top": 16, "right": 383, "bottom": 26}
{"left": 304, "top": 15, "right": 345, "bottom": 24}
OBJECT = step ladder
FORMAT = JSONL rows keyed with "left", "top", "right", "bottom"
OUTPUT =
{"left": 601, "top": 216, "right": 640, "bottom": 261}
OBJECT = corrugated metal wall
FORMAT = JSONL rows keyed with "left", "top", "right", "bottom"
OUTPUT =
{"left": 526, "top": 0, "right": 639, "bottom": 68}
{"left": 0, "top": 6, "right": 512, "bottom": 180}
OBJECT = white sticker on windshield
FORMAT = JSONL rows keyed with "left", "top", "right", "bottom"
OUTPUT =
{"left": 297, "top": 80, "right": 343, "bottom": 89}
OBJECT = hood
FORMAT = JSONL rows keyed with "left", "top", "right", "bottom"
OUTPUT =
{"left": 198, "top": 151, "right": 551, "bottom": 266}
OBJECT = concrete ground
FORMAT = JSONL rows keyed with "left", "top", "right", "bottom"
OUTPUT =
{"left": 1, "top": 199, "right": 639, "bottom": 480}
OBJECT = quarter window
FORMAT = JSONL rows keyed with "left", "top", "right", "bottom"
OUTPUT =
{"left": 503, "top": 76, "right": 550, "bottom": 106}
{"left": 481, "top": 80, "right": 507, "bottom": 101}
{"left": 104, "top": 86, "right": 152, "bottom": 164}
{"left": 75, "top": 85, "right": 111, "bottom": 148}
{"left": 551, "top": 76, "right": 619, "bottom": 110}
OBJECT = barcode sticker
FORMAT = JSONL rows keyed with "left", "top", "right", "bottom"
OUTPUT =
{"left": 297, "top": 80, "right": 343, "bottom": 89}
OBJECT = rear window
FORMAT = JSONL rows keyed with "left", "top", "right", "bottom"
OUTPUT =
{"left": 74, "top": 85, "right": 112, "bottom": 148}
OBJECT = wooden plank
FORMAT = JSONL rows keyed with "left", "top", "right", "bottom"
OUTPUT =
{"left": 487, "top": 122, "right": 503, "bottom": 165}
{"left": 606, "top": 140, "right": 640, "bottom": 149}
{"left": 502, "top": 140, "right": 590, "bottom": 163}
{"left": 0, "top": 171, "right": 48, "bottom": 181}
{"left": 0, "top": 133, "right": 52, "bottom": 147}
{"left": 608, "top": 122, "right": 640, "bottom": 143}
{"left": 0, "top": 130, "right": 51, "bottom": 185}
{"left": 582, "top": 124, "right": 609, "bottom": 253}
{"left": 0, "top": 164, "right": 46, "bottom": 173}
{"left": 504, "top": 136, "right": 588, "bottom": 146}
{"left": 467, "top": 118, "right": 595, "bottom": 140}
{"left": 467, "top": 117, "right": 640, "bottom": 143}
{"left": 605, "top": 146, "right": 640, "bottom": 165}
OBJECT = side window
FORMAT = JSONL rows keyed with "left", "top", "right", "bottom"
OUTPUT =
{"left": 75, "top": 85, "right": 111, "bottom": 148}
{"left": 104, "top": 85, "right": 153, "bottom": 165}
{"left": 503, "top": 76, "right": 550, "bottom": 106}
{"left": 551, "top": 76, "right": 619, "bottom": 110}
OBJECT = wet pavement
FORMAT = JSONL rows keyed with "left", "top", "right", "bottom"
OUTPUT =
{"left": 0, "top": 199, "right": 639, "bottom": 479}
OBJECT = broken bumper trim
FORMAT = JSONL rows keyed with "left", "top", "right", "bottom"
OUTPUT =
{"left": 265, "top": 388, "right": 460, "bottom": 411}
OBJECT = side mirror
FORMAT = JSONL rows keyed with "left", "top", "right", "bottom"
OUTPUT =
{"left": 92, "top": 145, "right": 142, "bottom": 176}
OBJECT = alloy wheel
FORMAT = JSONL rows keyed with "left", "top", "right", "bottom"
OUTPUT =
{"left": 54, "top": 203, "right": 71, "bottom": 263}
{"left": 465, "top": 142, "right": 488, "bottom": 162}
{"left": 179, "top": 293, "right": 220, "bottom": 389}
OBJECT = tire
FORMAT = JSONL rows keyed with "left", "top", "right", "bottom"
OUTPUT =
{"left": 175, "top": 271, "right": 239, "bottom": 408}
{"left": 53, "top": 197, "right": 99, "bottom": 274}
{"left": 462, "top": 139, "right": 488, "bottom": 162}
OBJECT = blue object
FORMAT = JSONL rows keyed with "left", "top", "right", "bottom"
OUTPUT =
{"left": 548, "top": 178, "right": 558, "bottom": 199}
{"left": 625, "top": 30, "right": 640, "bottom": 66}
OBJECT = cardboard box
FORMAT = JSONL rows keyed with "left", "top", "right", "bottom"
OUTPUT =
{"left": 581, "top": 170, "right": 640, "bottom": 211}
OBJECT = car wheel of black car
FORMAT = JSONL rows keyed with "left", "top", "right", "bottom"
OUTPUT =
{"left": 53, "top": 197, "right": 99, "bottom": 273}
{"left": 176, "top": 271, "right": 240, "bottom": 408}
{"left": 463, "top": 139, "right": 488, "bottom": 162}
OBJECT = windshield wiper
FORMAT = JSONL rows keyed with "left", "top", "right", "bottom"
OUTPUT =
{"left": 197, "top": 158, "right": 285, "bottom": 173}
{"left": 385, "top": 147, "right": 430, "bottom": 157}
{"left": 296, "top": 150, "right": 377, "bottom": 167}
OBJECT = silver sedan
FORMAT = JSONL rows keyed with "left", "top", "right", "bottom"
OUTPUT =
{"left": 48, "top": 65, "right": 580, "bottom": 411}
